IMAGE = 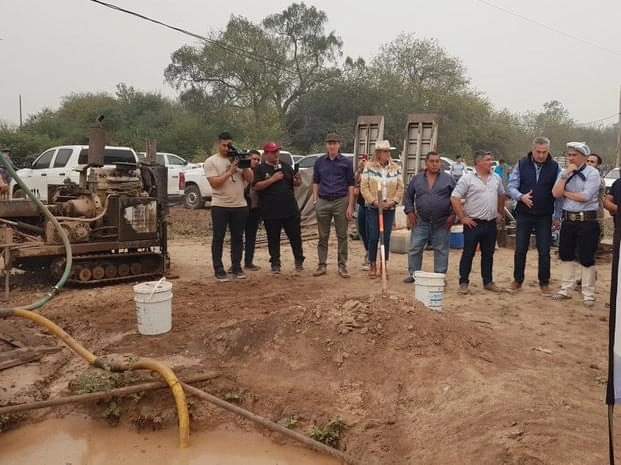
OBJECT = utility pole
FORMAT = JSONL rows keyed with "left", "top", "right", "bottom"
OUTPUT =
{"left": 18, "top": 94, "right": 22, "bottom": 130}
{"left": 617, "top": 85, "right": 621, "bottom": 168}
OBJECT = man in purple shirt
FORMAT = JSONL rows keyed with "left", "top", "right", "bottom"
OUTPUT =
{"left": 312, "top": 133, "right": 355, "bottom": 278}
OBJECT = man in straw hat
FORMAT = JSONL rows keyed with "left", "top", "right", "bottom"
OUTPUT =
{"left": 312, "top": 133, "right": 355, "bottom": 278}
{"left": 551, "top": 142, "right": 601, "bottom": 306}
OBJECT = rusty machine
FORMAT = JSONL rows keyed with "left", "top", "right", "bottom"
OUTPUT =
{"left": 0, "top": 132, "right": 168, "bottom": 287}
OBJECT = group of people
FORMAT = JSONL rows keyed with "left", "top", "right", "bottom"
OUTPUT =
{"left": 205, "top": 130, "right": 611, "bottom": 307}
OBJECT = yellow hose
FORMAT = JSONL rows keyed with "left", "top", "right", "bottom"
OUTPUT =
{"left": 3, "top": 309, "right": 190, "bottom": 447}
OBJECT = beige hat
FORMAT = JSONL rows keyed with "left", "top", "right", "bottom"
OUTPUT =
{"left": 374, "top": 140, "right": 392, "bottom": 152}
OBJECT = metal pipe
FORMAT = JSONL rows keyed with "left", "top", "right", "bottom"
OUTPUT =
{"left": 54, "top": 194, "right": 112, "bottom": 222}
{"left": 0, "top": 218, "right": 45, "bottom": 235}
{"left": 0, "top": 308, "right": 191, "bottom": 448}
{"left": 183, "top": 383, "right": 357, "bottom": 464}
{"left": 0, "top": 372, "right": 219, "bottom": 416}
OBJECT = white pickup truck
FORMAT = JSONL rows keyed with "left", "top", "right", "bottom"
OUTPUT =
{"left": 11, "top": 145, "right": 139, "bottom": 202}
{"left": 137, "top": 152, "right": 199, "bottom": 204}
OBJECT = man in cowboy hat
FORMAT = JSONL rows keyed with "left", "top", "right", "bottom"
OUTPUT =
{"left": 551, "top": 142, "right": 601, "bottom": 306}
{"left": 312, "top": 133, "right": 355, "bottom": 278}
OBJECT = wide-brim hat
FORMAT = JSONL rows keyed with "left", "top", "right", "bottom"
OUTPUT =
{"left": 374, "top": 140, "right": 392, "bottom": 152}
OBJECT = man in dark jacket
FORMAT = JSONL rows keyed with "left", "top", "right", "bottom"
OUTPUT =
{"left": 507, "top": 136, "right": 561, "bottom": 292}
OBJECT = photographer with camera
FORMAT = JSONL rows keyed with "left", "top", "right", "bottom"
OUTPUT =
{"left": 204, "top": 132, "right": 254, "bottom": 282}
{"left": 253, "top": 142, "right": 305, "bottom": 273}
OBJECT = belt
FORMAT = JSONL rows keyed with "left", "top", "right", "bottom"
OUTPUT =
{"left": 562, "top": 210, "right": 598, "bottom": 222}
{"left": 473, "top": 218, "right": 496, "bottom": 223}
{"left": 319, "top": 195, "right": 346, "bottom": 201}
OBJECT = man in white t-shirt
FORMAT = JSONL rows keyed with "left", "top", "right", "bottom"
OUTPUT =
{"left": 450, "top": 155, "right": 466, "bottom": 180}
{"left": 204, "top": 132, "right": 254, "bottom": 281}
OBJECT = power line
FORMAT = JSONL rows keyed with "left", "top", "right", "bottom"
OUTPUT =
{"left": 475, "top": 0, "right": 621, "bottom": 57}
{"left": 576, "top": 114, "right": 618, "bottom": 127}
{"left": 88, "top": 0, "right": 297, "bottom": 76}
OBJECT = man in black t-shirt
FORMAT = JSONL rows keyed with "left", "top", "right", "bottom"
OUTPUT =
{"left": 254, "top": 142, "right": 305, "bottom": 273}
{"left": 605, "top": 178, "right": 621, "bottom": 226}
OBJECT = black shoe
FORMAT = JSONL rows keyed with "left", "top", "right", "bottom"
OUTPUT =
{"left": 215, "top": 271, "right": 230, "bottom": 282}
{"left": 295, "top": 262, "right": 304, "bottom": 272}
{"left": 271, "top": 265, "right": 281, "bottom": 274}
{"left": 245, "top": 263, "right": 261, "bottom": 271}
{"left": 232, "top": 270, "right": 247, "bottom": 280}
{"left": 403, "top": 275, "right": 415, "bottom": 284}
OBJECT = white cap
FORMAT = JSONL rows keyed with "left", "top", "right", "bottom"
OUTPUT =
{"left": 566, "top": 141, "right": 591, "bottom": 156}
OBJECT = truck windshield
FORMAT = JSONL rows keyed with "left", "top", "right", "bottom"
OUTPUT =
{"left": 78, "top": 149, "right": 136, "bottom": 165}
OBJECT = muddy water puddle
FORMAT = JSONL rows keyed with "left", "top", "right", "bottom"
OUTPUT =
{"left": 0, "top": 417, "right": 340, "bottom": 465}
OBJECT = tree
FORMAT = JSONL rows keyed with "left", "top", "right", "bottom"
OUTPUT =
{"left": 165, "top": 3, "right": 342, "bottom": 145}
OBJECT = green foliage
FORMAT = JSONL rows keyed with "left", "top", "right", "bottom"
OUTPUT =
{"left": 310, "top": 418, "right": 346, "bottom": 447}
{"left": 0, "top": 3, "right": 616, "bottom": 164}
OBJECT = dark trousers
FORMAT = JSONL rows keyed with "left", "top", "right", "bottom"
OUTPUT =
{"left": 459, "top": 220, "right": 497, "bottom": 285}
{"left": 366, "top": 208, "right": 396, "bottom": 263}
{"left": 211, "top": 206, "right": 248, "bottom": 274}
{"left": 513, "top": 213, "right": 552, "bottom": 285}
{"left": 357, "top": 204, "right": 369, "bottom": 256}
{"left": 243, "top": 208, "right": 261, "bottom": 266}
{"left": 559, "top": 220, "right": 600, "bottom": 267}
{"left": 263, "top": 215, "right": 305, "bottom": 267}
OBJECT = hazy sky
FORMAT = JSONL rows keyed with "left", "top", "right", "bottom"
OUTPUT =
{"left": 1, "top": 0, "right": 620, "bottom": 126}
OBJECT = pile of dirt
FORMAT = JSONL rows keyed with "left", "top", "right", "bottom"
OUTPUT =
{"left": 168, "top": 207, "right": 212, "bottom": 239}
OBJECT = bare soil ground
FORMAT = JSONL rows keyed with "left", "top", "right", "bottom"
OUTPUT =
{"left": 0, "top": 207, "right": 617, "bottom": 464}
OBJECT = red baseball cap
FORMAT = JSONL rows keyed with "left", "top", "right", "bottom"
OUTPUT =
{"left": 263, "top": 142, "right": 281, "bottom": 153}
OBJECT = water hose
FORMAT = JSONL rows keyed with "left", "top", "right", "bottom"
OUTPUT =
{"left": 0, "top": 153, "right": 72, "bottom": 309}
{"left": 0, "top": 308, "right": 191, "bottom": 448}
{"left": 0, "top": 152, "right": 190, "bottom": 447}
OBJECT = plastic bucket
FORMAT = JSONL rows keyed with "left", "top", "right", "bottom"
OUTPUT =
{"left": 449, "top": 225, "right": 464, "bottom": 249}
{"left": 414, "top": 271, "right": 446, "bottom": 312}
{"left": 133, "top": 279, "right": 173, "bottom": 335}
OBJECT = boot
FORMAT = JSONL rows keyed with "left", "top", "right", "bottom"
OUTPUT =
{"left": 554, "top": 261, "right": 577, "bottom": 298}
{"left": 581, "top": 264, "right": 596, "bottom": 305}
{"left": 368, "top": 263, "right": 377, "bottom": 279}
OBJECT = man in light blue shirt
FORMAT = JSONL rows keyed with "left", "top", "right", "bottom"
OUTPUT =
{"left": 551, "top": 142, "right": 601, "bottom": 306}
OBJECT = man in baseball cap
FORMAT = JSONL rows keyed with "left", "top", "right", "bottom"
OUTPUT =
{"left": 551, "top": 141, "right": 601, "bottom": 306}
{"left": 253, "top": 142, "right": 304, "bottom": 274}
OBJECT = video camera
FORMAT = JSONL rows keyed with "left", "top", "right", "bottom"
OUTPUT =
{"left": 226, "top": 143, "right": 252, "bottom": 169}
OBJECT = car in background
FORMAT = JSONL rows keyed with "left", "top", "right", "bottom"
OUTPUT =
{"left": 138, "top": 152, "right": 196, "bottom": 204}
{"left": 604, "top": 168, "right": 620, "bottom": 192}
{"left": 292, "top": 154, "right": 304, "bottom": 166}
{"left": 440, "top": 156, "right": 474, "bottom": 176}
{"left": 11, "top": 145, "right": 139, "bottom": 202}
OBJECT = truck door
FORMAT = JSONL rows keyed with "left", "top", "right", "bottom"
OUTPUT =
{"left": 165, "top": 154, "right": 186, "bottom": 196}
{"left": 402, "top": 114, "right": 440, "bottom": 184}
{"left": 353, "top": 116, "right": 384, "bottom": 173}
{"left": 30, "top": 149, "right": 56, "bottom": 201}
{"left": 47, "top": 148, "right": 74, "bottom": 196}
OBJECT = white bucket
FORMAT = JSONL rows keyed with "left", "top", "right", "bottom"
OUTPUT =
{"left": 133, "top": 279, "right": 173, "bottom": 335}
{"left": 414, "top": 271, "right": 446, "bottom": 312}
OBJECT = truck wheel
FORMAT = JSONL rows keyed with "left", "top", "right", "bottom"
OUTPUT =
{"left": 184, "top": 185, "right": 203, "bottom": 209}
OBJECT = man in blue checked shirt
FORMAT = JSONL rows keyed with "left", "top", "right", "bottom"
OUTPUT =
{"left": 551, "top": 142, "right": 601, "bottom": 306}
{"left": 507, "top": 136, "right": 561, "bottom": 293}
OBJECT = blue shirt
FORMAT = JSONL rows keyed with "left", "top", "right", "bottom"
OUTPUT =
{"left": 404, "top": 171, "right": 455, "bottom": 223}
{"left": 557, "top": 164, "right": 601, "bottom": 212}
{"left": 495, "top": 165, "right": 506, "bottom": 179}
{"left": 508, "top": 160, "right": 562, "bottom": 219}
{"left": 313, "top": 153, "right": 354, "bottom": 199}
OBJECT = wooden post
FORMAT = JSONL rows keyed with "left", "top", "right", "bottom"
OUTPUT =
{"left": 18, "top": 95, "right": 22, "bottom": 130}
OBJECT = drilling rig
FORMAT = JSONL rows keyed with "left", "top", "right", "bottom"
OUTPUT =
{"left": 0, "top": 127, "right": 169, "bottom": 288}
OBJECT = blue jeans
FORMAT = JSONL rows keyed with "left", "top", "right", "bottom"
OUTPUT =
{"left": 513, "top": 213, "right": 552, "bottom": 285}
{"left": 407, "top": 219, "right": 450, "bottom": 276}
{"left": 366, "top": 208, "right": 395, "bottom": 263}
{"left": 459, "top": 220, "right": 497, "bottom": 285}
{"left": 357, "top": 205, "right": 368, "bottom": 258}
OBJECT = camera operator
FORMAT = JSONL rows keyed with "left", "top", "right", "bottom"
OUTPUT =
{"left": 204, "top": 132, "right": 254, "bottom": 282}
{"left": 253, "top": 142, "right": 305, "bottom": 273}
